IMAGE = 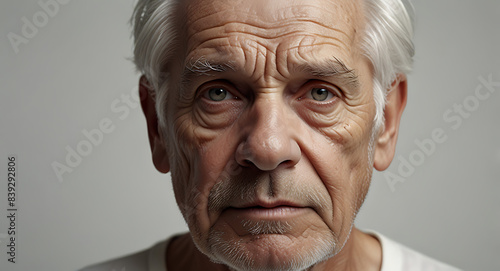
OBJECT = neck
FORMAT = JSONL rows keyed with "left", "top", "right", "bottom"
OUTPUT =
{"left": 166, "top": 227, "right": 382, "bottom": 271}
{"left": 166, "top": 233, "right": 229, "bottom": 271}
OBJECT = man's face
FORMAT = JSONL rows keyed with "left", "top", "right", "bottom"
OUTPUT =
{"left": 163, "top": 0, "right": 377, "bottom": 269}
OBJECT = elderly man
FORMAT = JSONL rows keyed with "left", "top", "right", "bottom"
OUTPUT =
{"left": 81, "top": 0, "right": 460, "bottom": 270}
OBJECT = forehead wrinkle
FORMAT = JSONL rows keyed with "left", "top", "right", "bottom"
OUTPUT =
{"left": 189, "top": 28, "right": 350, "bottom": 56}
{"left": 186, "top": 32, "right": 352, "bottom": 80}
{"left": 188, "top": 20, "right": 351, "bottom": 42}
{"left": 182, "top": 40, "right": 359, "bottom": 89}
{"left": 186, "top": 1, "right": 357, "bottom": 33}
{"left": 249, "top": 39, "right": 274, "bottom": 85}
{"left": 185, "top": 1, "right": 360, "bottom": 45}
{"left": 182, "top": 0, "right": 366, "bottom": 88}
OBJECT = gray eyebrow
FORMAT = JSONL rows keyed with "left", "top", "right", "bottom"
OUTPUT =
{"left": 295, "top": 57, "right": 360, "bottom": 90}
{"left": 183, "top": 57, "right": 236, "bottom": 78}
{"left": 182, "top": 56, "right": 360, "bottom": 90}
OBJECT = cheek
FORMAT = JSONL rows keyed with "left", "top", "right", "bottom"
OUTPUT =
{"left": 168, "top": 110, "right": 242, "bottom": 234}
{"left": 304, "top": 136, "right": 372, "bottom": 239}
{"left": 300, "top": 102, "right": 375, "bottom": 231}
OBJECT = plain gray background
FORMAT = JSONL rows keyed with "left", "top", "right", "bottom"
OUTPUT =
{"left": 1, "top": 1, "right": 499, "bottom": 270}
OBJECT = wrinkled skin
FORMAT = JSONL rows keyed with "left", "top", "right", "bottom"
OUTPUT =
{"left": 140, "top": 0, "right": 407, "bottom": 270}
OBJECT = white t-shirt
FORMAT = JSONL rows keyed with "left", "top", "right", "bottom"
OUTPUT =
{"left": 79, "top": 232, "right": 461, "bottom": 271}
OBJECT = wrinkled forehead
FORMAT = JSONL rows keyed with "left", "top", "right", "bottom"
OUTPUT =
{"left": 181, "top": 0, "right": 365, "bottom": 53}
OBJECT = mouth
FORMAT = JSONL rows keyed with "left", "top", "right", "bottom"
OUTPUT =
{"left": 215, "top": 199, "right": 319, "bottom": 236}
{"left": 224, "top": 201, "right": 310, "bottom": 220}
{"left": 231, "top": 206, "right": 306, "bottom": 219}
{"left": 238, "top": 200, "right": 302, "bottom": 209}
{"left": 217, "top": 204, "right": 313, "bottom": 236}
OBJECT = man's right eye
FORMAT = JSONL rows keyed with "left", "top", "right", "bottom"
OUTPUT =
{"left": 204, "top": 87, "right": 235, "bottom": 101}
{"left": 208, "top": 88, "right": 227, "bottom": 101}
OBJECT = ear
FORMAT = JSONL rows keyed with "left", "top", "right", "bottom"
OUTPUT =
{"left": 139, "top": 75, "right": 170, "bottom": 173}
{"left": 373, "top": 74, "right": 408, "bottom": 171}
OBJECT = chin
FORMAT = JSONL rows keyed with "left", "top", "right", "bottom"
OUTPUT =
{"left": 206, "top": 230, "right": 337, "bottom": 271}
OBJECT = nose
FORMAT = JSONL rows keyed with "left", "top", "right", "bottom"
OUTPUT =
{"left": 235, "top": 96, "right": 301, "bottom": 171}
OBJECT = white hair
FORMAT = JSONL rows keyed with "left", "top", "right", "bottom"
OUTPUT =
{"left": 131, "top": 0, "right": 182, "bottom": 128}
{"left": 131, "top": 0, "right": 415, "bottom": 131}
{"left": 362, "top": 0, "right": 415, "bottom": 130}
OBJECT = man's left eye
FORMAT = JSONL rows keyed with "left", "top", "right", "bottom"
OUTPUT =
{"left": 309, "top": 87, "right": 335, "bottom": 101}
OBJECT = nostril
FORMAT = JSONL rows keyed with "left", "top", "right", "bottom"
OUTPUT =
{"left": 242, "top": 159, "right": 253, "bottom": 167}
{"left": 279, "top": 160, "right": 295, "bottom": 168}
{"left": 235, "top": 139, "right": 301, "bottom": 171}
